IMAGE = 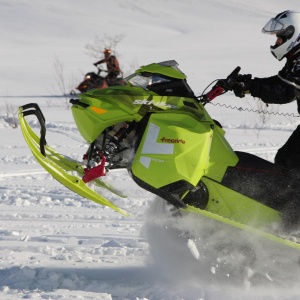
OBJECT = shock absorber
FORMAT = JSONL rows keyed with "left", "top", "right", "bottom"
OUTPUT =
{"left": 105, "top": 122, "right": 135, "bottom": 155}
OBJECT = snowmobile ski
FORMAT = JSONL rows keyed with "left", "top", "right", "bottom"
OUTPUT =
{"left": 18, "top": 104, "right": 129, "bottom": 216}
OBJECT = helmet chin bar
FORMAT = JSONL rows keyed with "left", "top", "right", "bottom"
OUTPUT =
{"left": 271, "top": 50, "right": 277, "bottom": 59}
{"left": 270, "top": 40, "right": 294, "bottom": 61}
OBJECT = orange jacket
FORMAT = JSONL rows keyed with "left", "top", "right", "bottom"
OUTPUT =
{"left": 95, "top": 55, "right": 120, "bottom": 73}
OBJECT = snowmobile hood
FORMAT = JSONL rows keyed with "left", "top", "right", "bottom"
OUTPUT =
{"left": 135, "top": 60, "right": 187, "bottom": 79}
{"left": 72, "top": 87, "right": 204, "bottom": 144}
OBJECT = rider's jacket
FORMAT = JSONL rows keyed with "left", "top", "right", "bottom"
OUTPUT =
{"left": 249, "top": 49, "right": 300, "bottom": 113}
{"left": 96, "top": 55, "right": 120, "bottom": 75}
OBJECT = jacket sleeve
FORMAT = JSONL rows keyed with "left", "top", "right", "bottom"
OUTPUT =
{"left": 94, "top": 59, "right": 105, "bottom": 65}
{"left": 248, "top": 75, "right": 300, "bottom": 104}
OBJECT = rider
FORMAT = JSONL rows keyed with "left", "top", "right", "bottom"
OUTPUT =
{"left": 94, "top": 48, "right": 121, "bottom": 85}
{"left": 233, "top": 10, "right": 300, "bottom": 170}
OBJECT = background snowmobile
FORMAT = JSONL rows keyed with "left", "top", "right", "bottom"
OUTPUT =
{"left": 76, "top": 66, "right": 125, "bottom": 93}
{"left": 18, "top": 60, "right": 300, "bottom": 252}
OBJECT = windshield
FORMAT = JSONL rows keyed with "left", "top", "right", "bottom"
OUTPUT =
{"left": 126, "top": 73, "right": 172, "bottom": 89}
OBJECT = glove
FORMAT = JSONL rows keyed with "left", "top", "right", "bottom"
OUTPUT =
{"left": 93, "top": 63, "right": 98, "bottom": 67}
{"left": 232, "top": 74, "right": 252, "bottom": 98}
{"left": 233, "top": 82, "right": 249, "bottom": 98}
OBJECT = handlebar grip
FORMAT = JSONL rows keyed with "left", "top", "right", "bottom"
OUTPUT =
{"left": 227, "top": 66, "right": 241, "bottom": 80}
{"left": 206, "top": 86, "right": 225, "bottom": 101}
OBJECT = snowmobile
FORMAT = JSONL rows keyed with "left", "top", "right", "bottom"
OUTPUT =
{"left": 18, "top": 60, "right": 300, "bottom": 252}
{"left": 76, "top": 66, "right": 125, "bottom": 93}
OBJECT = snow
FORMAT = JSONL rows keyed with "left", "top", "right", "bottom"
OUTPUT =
{"left": 1, "top": 0, "right": 300, "bottom": 299}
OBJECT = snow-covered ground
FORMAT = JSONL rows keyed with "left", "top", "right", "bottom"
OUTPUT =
{"left": 2, "top": 1, "right": 300, "bottom": 299}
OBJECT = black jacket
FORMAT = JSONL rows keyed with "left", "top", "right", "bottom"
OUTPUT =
{"left": 249, "top": 49, "right": 300, "bottom": 113}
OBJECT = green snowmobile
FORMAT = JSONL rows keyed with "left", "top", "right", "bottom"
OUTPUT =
{"left": 18, "top": 60, "right": 300, "bottom": 251}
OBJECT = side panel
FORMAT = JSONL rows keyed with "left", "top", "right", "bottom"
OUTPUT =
{"left": 205, "top": 123, "right": 239, "bottom": 181}
{"left": 198, "top": 177, "right": 281, "bottom": 228}
{"left": 131, "top": 111, "right": 213, "bottom": 189}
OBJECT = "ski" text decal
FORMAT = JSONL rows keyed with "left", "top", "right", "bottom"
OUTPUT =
{"left": 133, "top": 99, "right": 177, "bottom": 109}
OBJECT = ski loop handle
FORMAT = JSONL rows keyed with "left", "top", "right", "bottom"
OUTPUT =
{"left": 20, "top": 103, "right": 47, "bottom": 157}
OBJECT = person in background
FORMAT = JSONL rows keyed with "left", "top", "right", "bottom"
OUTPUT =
{"left": 233, "top": 10, "right": 300, "bottom": 170}
{"left": 94, "top": 48, "right": 121, "bottom": 85}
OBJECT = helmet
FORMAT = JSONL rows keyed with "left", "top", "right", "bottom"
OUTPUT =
{"left": 262, "top": 10, "right": 300, "bottom": 60}
{"left": 103, "top": 48, "right": 112, "bottom": 56}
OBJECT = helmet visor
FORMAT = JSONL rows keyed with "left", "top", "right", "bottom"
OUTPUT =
{"left": 262, "top": 18, "right": 285, "bottom": 35}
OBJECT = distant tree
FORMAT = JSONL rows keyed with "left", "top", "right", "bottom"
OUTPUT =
{"left": 2, "top": 101, "right": 18, "bottom": 128}
{"left": 85, "top": 33, "right": 139, "bottom": 77}
{"left": 51, "top": 57, "right": 76, "bottom": 109}
{"left": 85, "top": 34, "right": 125, "bottom": 59}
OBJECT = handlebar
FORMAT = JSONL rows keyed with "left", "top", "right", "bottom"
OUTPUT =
{"left": 227, "top": 66, "right": 241, "bottom": 83}
{"left": 92, "top": 64, "right": 108, "bottom": 74}
{"left": 199, "top": 66, "right": 241, "bottom": 103}
{"left": 96, "top": 66, "right": 107, "bottom": 75}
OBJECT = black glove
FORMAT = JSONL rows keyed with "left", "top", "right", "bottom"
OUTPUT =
{"left": 233, "top": 82, "right": 249, "bottom": 98}
{"left": 93, "top": 63, "right": 98, "bottom": 67}
{"left": 232, "top": 74, "right": 252, "bottom": 98}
